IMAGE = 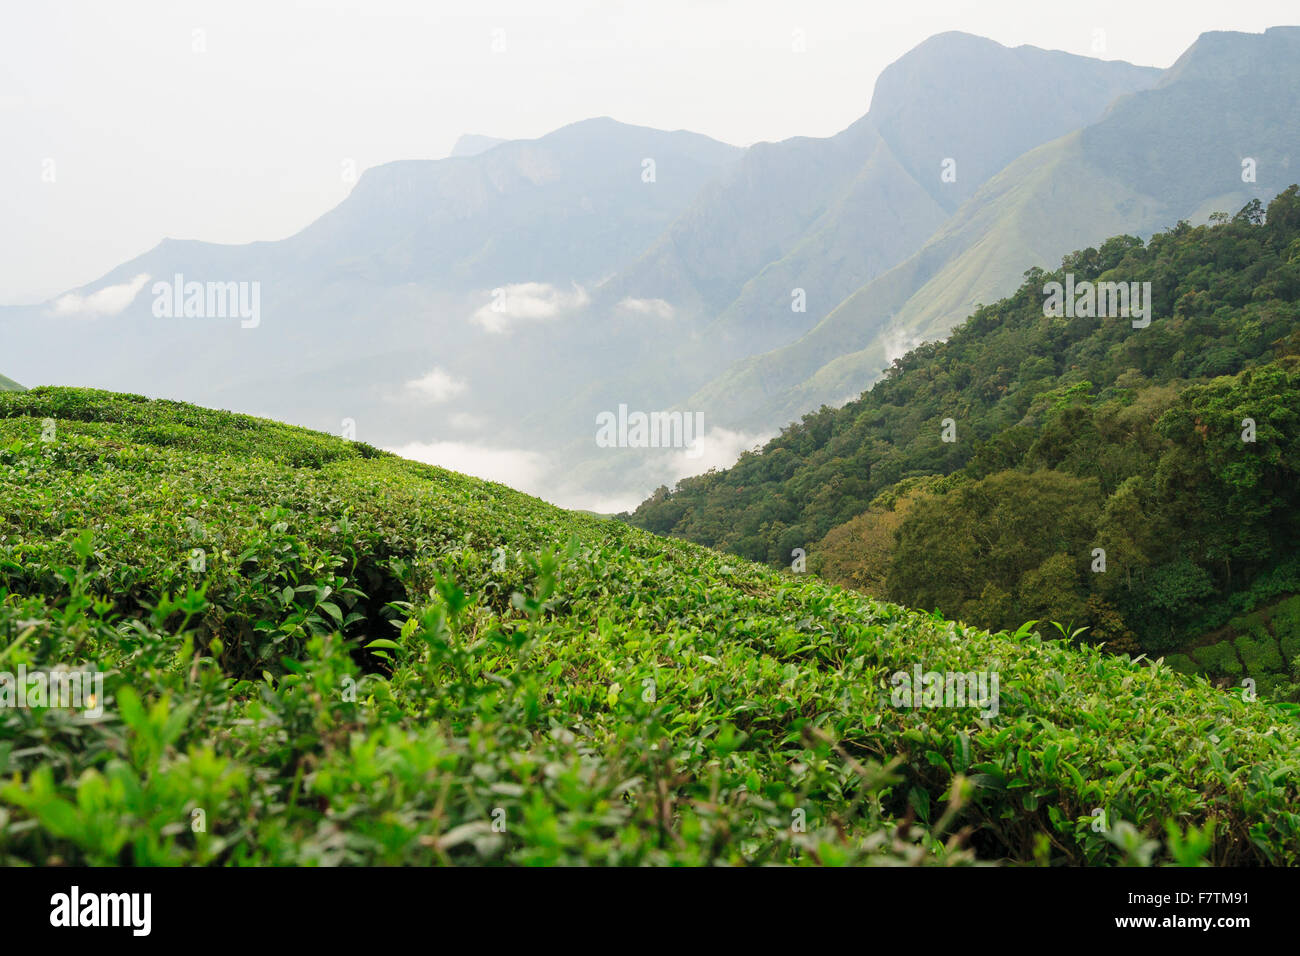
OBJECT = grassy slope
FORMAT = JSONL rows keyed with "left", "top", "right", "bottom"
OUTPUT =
{"left": 0, "top": 388, "right": 1297, "bottom": 865}
{"left": 0, "top": 374, "right": 23, "bottom": 392}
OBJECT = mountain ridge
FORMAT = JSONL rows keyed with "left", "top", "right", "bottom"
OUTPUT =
{"left": 692, "top": 25, "right": 1299, "bottom": 434}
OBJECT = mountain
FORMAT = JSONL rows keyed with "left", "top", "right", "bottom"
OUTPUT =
{"left": 0, "top": 118, "right": 741, "bottom": 448}
{"left": 2, "top": 384, "right": 1297, "bottom": 865}
{"left": 0, "top": 373, "right": 23, "bottom": 392}
{"left": 289, "top": 116, "right": 744, "bottom": 291}
{"left": 0, "top": 33, "right": 1177, "bottom": 511}
{"left": 628, "top": 185, "right": 1300, "bottom": 672}
{"left": 449, "top": 133, "right": 507, "bottom": 157}
{"left": 480, "top": 33, "right": 1162, "bottom": 505}
{"left": 698, "top": 26, "right": 1300, "bottom": 433}
{"left": 603, "top": 32, "right": 1160, "bottom": 362}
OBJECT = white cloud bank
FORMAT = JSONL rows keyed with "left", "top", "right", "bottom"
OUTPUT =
{"left": 388, "top": 440, "right": 548, "bottom": 490}
{"left": 50, "top": 273, "right": 150, "bottom": 318}
{"left": 403, "top": 366, "right": 467, "bottom": 403}
{"left": 472, "top": 282, "right": 589, "bottom": 334}
{"left": 388, "top": 426, "right": 772, "bottom": 517}
{"left": 667, "top": 425, "right": 772, "bottom": 482}
{"left": 557, "top": 425, "right": 775, "bottom": 514}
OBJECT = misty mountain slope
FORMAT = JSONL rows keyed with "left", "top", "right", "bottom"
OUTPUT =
{"left": 691, "top": 133, "right": 1160, "bottom": 426}
{"left": 606, "top": 32, "right": 1160, "bottom": 362}
{"left": 529, "top": 34, "right": 1166, "bottom": 503}
{"left": 697, "top": 26, "right": 1300, "bottom": 434}
{"left": 867, "top": 31, "right": 1161, "bottom": 211}
{"left": 449, "top": 134, "right": 507, "bottom": 157}
{"left": 790, "top": 141, "right": 1158, "bottom": 412}
{"left": 0, "top": 31, "right": 1194, "bottom": 512}
{"left": 698, "top": 130, "right": 949, "bottom": 359}
{"left": 1080, "top": 27, "right": 1300, "bottom": 210}
{"left": 0, "top": 374, "right": 23, "bottom": 392}
{"left": 0, "top": 118, "right": 742, "bottom": 410}
{"left": 288, "top": 116, "right": 744, "bottom": 290}
{"left": 596, "top": 118, "right": 889, "bottom": 325}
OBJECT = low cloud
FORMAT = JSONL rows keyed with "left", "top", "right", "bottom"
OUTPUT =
{"left": 880, "top": 321, "right": 923, "bottom": 367}
{"left": 548, "top": 425, "right": 775, "bottom": 515}
{"left": 472, "top": 282, "right": 589, "bottom": 334}
{"left": 617, "top": 297, "right": 675, "bottom": 320}
{"left": 668, "top": 425, "right": 772, "bottom": 480}
{"left": 544, "top": 487, "right": 651, "bottom": 515}
{"left": 386, "top": 422, "right": 773, "bottom": 518}
{"left": 50, "top": 273, "right": 150, "bottom": 318}
{"left": 403, "top": 366, "right": 466, "bottom": 403}
{"left": 388, "top": 440, "right": 548, "bottom": 490}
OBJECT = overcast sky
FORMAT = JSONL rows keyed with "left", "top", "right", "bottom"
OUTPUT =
{"left": 2, "top": 0, "right": 1296, "bottom": 304}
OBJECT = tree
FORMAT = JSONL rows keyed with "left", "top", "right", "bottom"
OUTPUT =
{"left": 887, "top": 470, "right": 1100, "bottom": 631}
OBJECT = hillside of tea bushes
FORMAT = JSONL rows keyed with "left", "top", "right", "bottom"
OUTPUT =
{"left": 1, "top": 388, "right": 1298, "bottom": 865}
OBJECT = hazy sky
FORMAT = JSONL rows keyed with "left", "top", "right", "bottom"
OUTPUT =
{"left": 2, "top": 0, "right": 1296, "bottom": 304}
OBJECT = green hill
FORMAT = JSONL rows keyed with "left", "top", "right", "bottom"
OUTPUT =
{"left": 628, "top": 186, "right": 1300, "bottom": 665}
{"left": 1, "top": 388, "right": 1298, "bottom": 865}
{"left": 0, "top": 374, "right": 23, "bottom": 392}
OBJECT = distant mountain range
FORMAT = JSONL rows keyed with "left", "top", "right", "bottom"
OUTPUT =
{"left": 0, "top": 373, "right": 23, "bottom": 392}
{"left": 698, "top": 26, "right": 1300, "bottom": 432}
{"left": 3, "top": 27, "right": 1296, "bottom": 510}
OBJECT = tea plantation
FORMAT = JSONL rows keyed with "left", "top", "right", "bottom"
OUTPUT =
{"left": 1, "top": 387, "right": 1297, "bottom": 865}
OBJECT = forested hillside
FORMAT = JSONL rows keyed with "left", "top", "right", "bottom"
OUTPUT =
{"left": 628, "top": 187, "right": 1300, "bottom": 671}
{"left": 2, "top": 389, "right": 1299, "bottom": 864}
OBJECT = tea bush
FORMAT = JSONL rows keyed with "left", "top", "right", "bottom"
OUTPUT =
{"left": 1, "top": 389, "right": 1297, "bottom": 865}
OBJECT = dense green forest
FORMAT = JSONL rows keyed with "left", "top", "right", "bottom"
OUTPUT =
{"left": 2, "top": 388, "right": 1299, "bottom": 864}
{"left": 628, "top": 187, "right": 1300, "bottom": 687}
